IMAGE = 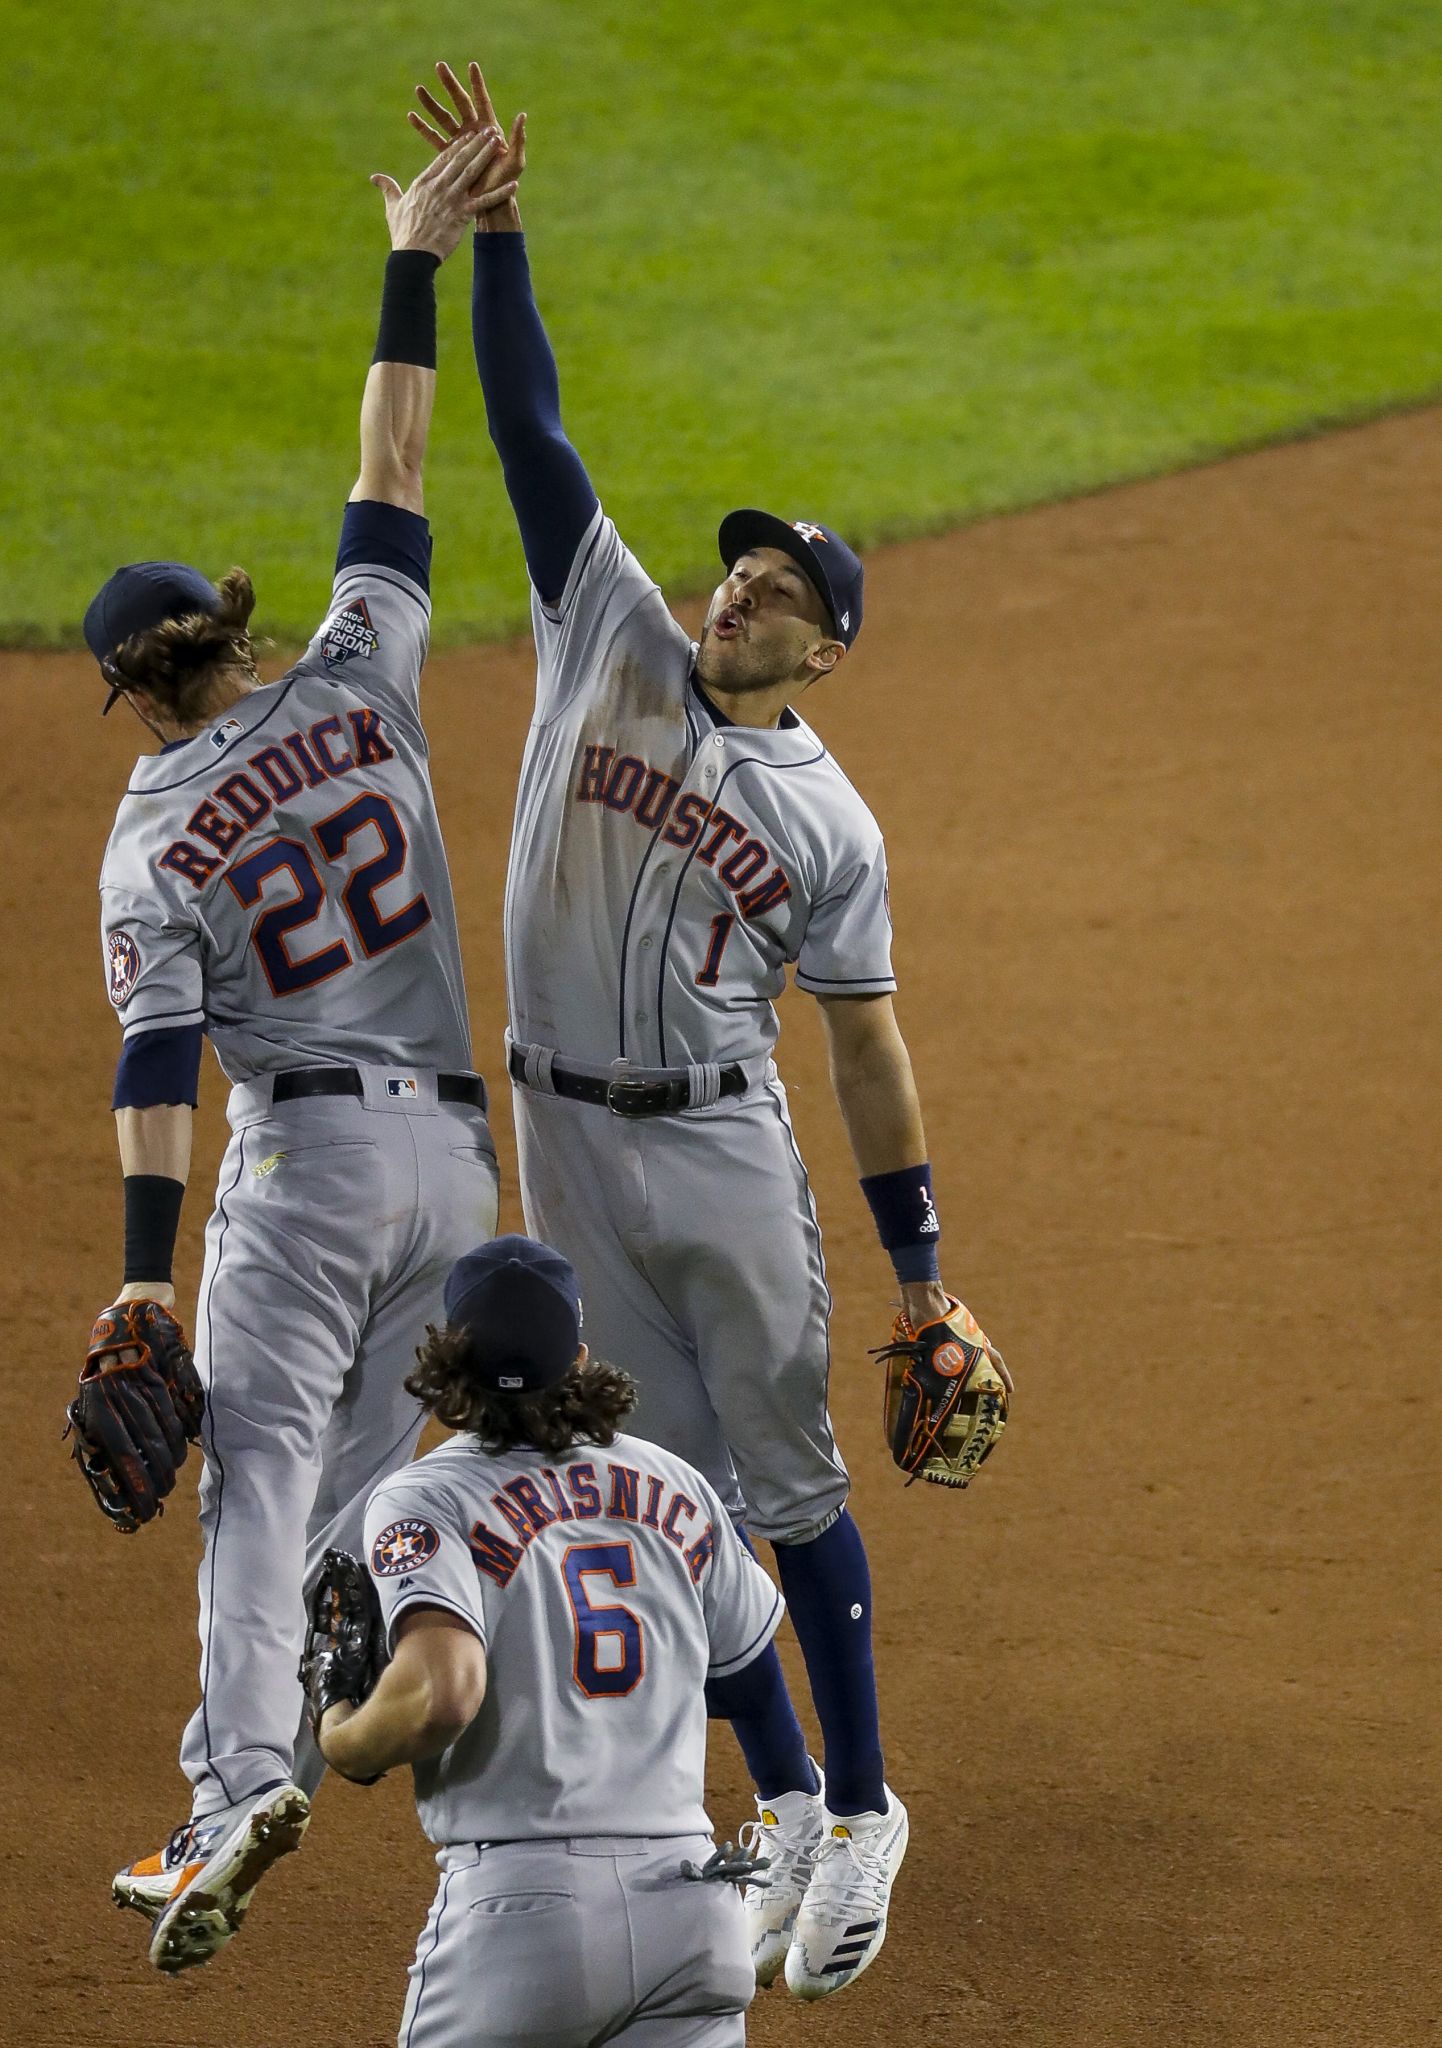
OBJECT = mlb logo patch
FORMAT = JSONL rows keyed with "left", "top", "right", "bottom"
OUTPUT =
{"left": 386, "top": 1075, "right": 419, "bottom": 1098}
{"left": 210, "top": 716, "right": 246, "bottom": 751}
{"left": 106, "top": 931, "right": 140, "bottom": 1008}
{"left": 321, "top": 596, "right": 379, "bottom": 670}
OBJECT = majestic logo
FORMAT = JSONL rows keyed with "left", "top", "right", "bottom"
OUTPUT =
{"left": 385, "top": 1076, "right": 418, "bottom": 1099}
{"left": 106, "top": 931, "right": 140, "bottom": 1007}
{"left": 321, "top": 596, "right": 379, "bottom": 670}
{"left": 211, "top": 716, "right": 246, "bottom": 752}
{"left": 371, "top": 1518, "right": 441, "bottom": 1576}
{"left": 792, "top": 521, "right": 828, "bottom": 543}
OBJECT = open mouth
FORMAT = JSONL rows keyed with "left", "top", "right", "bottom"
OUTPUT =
{"left": 711, "top": 605, "right": 746, "bottom": 641}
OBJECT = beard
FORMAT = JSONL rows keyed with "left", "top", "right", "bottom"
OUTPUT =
{"left": 694, "top": 623, "right": 799, "bottom": 693}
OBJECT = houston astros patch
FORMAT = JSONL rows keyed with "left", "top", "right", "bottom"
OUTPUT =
{"left": 106, "top": 931, "right": 141, "bottom": 1007}
{"left": 371, "top": 1517, "right": 441, "bottom": 1576}
{"left": 322, "top": 596, "right": 379, "bottom": 670}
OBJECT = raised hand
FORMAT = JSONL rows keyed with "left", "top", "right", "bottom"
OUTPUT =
{"left": 410, "top": 60, "right": 526, "bottom": 226}
{"left": 370, "top": 128, "right": 517, "bottom": 262}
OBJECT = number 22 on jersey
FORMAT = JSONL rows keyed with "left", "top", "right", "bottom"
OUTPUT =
{"left": 226, "top": 791, "right": 431, "bottom": 996}
{"left": 562, "top": 1542, "right": 645, "bottom": 1699}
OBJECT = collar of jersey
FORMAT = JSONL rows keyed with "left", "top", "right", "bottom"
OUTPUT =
{"left": 689, "top": 667, "right": 803, "bottom": 736}
{"left": 124, "top": 675, "right": 298, "bottom": 794}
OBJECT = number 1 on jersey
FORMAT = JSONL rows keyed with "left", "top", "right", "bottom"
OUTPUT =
{"left": 562, "top": 1542, "right": 645, "bottom": 1699}
{"left": 695, "top": 912, "right": 736, "bottom": 988}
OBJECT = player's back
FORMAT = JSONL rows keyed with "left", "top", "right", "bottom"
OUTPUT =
{"left": 364, "top": 1430, "right": 783, "bottom": 1846}
{"left": 99, "top": 548, "right": 472, "bottom": 1082}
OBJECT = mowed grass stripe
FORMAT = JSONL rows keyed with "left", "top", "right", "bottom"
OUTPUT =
{"left": 3, "top": 0, "right": 1441, "bottom": 642}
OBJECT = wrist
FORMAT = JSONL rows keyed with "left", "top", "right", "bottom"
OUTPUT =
{"left": 374, "top": 250, "right": 440, "bottom": 366}
{"left": 116, "top": 1279, "right": 176, "bottom": 1309}
{"left": 860, "top": 1163, "right": 941, "bottom": 1287}
{"left": 123, "top": 1174, "right": 185, "bottom": 1287}
{"left": 899, "top": 1281, "right": 952, "bottom": 1329}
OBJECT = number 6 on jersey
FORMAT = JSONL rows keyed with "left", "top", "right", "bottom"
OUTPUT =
{"left": 562, "top": 1542, "right": 645, "bottom": 1698}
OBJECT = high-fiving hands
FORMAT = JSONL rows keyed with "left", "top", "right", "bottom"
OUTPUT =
{"left": 410, "top": 61, "right": 527, "bottom": 233}
{"left": 371, "top": 123, "right": 517, "bottom": 261}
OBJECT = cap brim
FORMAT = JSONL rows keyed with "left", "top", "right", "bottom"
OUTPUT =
{"left": 717, "top": 509, "right": 841, "bottom": 640}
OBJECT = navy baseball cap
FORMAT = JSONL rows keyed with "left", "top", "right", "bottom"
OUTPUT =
{"left": 83, "top": 561, "right": 223, "bottom": 713}
{"left": 443, "top": 1235, "right": 584, "bottom": 1393}
{"left": 717, "top": 510, "right": 864, "bottom": 648}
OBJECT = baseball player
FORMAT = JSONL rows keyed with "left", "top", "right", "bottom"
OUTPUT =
{"left": 404, "top": 63, "right": 1010, "bottom": 2000}
{"left": 306, "top": 1233, "right": 780, "bottom": 2048}
{"left": 76, "top": 129, "right": 517, "bottom": 1973}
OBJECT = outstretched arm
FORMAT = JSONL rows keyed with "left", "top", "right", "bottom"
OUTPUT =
{"left": 411, "top": 62, "right": 598, "bottom": 601}
{"left": 354, "top": 125, "right": 516, "bottom": 513}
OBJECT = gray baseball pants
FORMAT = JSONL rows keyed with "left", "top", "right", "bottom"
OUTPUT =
{"left": 179, "top": 1073, "right": 499, "bottom": 1816}
{"left": 399, "top": 1837, "right": 754, "bottom": 2048}
{"left": 512, "top": 1075, "right": 849, "bottom": 1545}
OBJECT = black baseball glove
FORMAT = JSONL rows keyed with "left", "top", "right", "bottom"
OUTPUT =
{"left": 873, "top": 1296, "right": 1013, "bottom": 1489}
{"left": 299, "top": 1547, "right": 387, "bottom": 1730}
{"left": 65, "top": 1299, "right": 206, "bottom": 1533}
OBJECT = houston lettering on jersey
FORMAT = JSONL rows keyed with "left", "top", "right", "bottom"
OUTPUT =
{"left": 467, "top": 1457, "right": 716, "bottom": 1590}
{"left": 575, "top": 744, "right": 792, "bottom": 920}
{"left": 155, "top": 707, "right": 397, "bottom": 888}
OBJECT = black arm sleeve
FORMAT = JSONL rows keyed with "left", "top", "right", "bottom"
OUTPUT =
{"left": 112, "top": 1025, "right": 204, "bottom": 1111}
{"left": 472, "top": 233, "right": 599, "bottom": 605}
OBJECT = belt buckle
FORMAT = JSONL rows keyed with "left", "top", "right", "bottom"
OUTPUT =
{"left": 606, "top": 1076, "right": 675, "bottom": 1118}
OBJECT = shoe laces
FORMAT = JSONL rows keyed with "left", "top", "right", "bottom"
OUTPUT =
{"left": 162, "top": 1818, "right": 200, "bottom": 1867}
{"left": 804, "top": 1830, "right": 889, "bottom": 1919}
{"left": 739, "top": 1814, "right": 815, "bottom": 1892}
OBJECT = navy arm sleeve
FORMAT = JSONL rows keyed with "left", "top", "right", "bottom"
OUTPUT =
{"left": 112, "top": 1024, "right": 205, "bottom": 1111}
{"left": 472, "top": 233, "right": 599, "bottom": 605}
{"left": 336, "top": 500, "right": 433, "bottom": 594}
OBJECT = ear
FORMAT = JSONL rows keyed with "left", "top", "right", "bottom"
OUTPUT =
{"left": 574, "top": 1342, "right": 591, "bottom": 1370}
{"left": 806, "top": 638, "right": 846, "bottom": 679}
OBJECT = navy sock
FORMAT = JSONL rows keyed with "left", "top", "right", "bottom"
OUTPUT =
{"left": 772, "top": 1510, "right": 886, "bottom": 1816}
{"left": 706, "top": 1642, "right": 818, "bottom": 1801}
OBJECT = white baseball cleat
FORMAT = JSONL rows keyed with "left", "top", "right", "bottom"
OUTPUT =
{"left": 737, "top": 1773, "right": 825, "bottom": 1987}
{"left": 784, "top": 1787, "right": 909, "bottom": 1999}
{"left": 143, "top": 1782, "right": 310, "bottom": 1974}
{"left": 113, "top": 1808, "right": 245, "bottom": 1922}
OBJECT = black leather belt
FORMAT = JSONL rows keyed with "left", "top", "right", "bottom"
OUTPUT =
{"left": 271, "top": 1066, "right": 487, "bottom": 1109}
{"left": 508, "top": 1044, "right": 745, "bottom": 1119}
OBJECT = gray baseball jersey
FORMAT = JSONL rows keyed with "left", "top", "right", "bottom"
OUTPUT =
{"left": 502, "top": 506, "right": 891, "bottom": 1541}
{"left": 363, "top": 1429, "right": 784, "bottom": 1844}
{"left": 100, "top": 557, "right": 470, "bottom": 1079}
{"left": 503, "top": 505, "right": 895, "bottom": 1070}
{"left": 99, "top": 531, "right": 500, "bottom": 1823}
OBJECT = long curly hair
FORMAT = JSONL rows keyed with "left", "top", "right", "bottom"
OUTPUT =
{"left": 105, "top": 567, "right": 260, "bottom": 724}
{"left": 405, "top": 1325, "right": 637, "bottom": 1456}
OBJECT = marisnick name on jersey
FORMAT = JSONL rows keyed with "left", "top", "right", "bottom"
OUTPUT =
{"left": 576, "top": 743, "right": 791, "bottom": 920}
{"left": 468, "top": 1456, "right": 718, "bottom": 1591}
{"left": 155, "top": 706, "right": 398, "bottom": 888}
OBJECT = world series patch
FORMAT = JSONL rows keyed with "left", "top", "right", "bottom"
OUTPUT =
{"left": 106, "top": 931, "right": 140, "bottom": 1007}
{"left": 321, "top": 596, "right": 379, "bottom": 670}
{"left": 371, "top": 1517, "right": 441, "bottom": 1576}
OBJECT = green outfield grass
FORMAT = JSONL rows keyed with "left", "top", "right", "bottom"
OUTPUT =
{"left": 4, "top": 0, "right": 1441, "bottom": 643}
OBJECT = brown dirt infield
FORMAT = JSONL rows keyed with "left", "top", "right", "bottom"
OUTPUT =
{"left": 3, "top": 410, "right": 1438, "bottom": 2047}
